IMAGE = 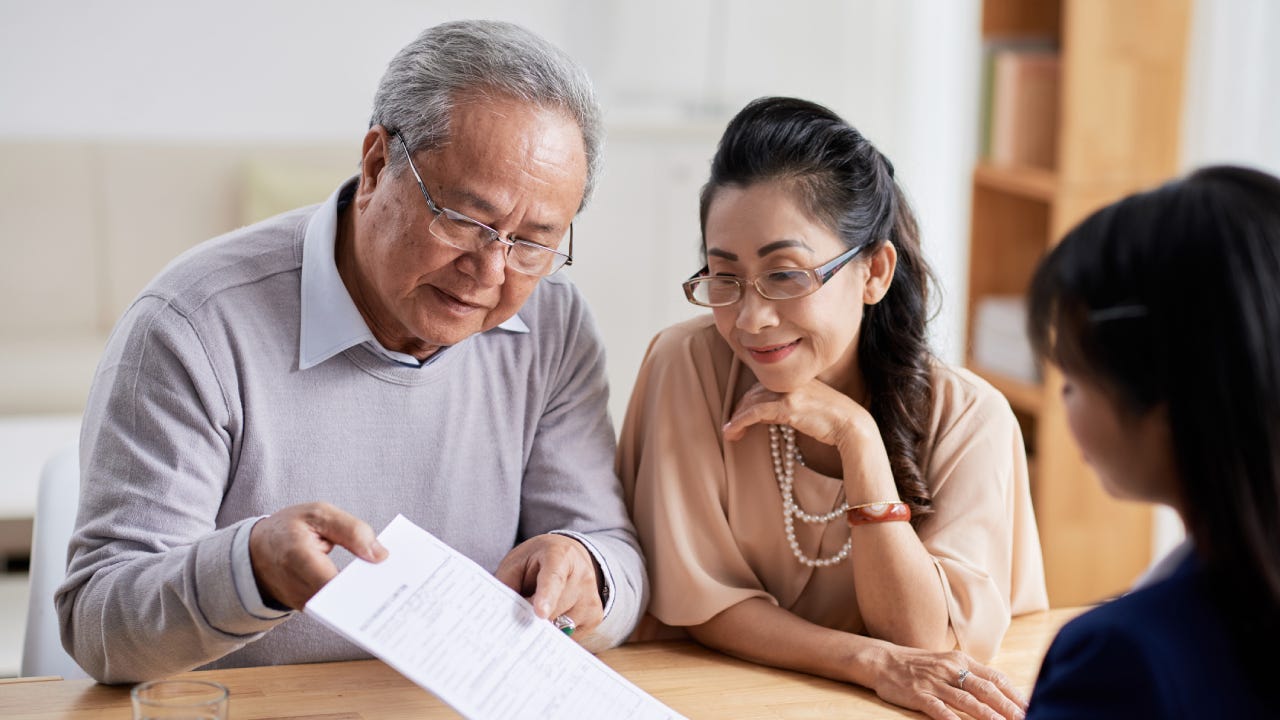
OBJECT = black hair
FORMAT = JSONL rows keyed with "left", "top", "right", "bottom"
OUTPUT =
{"left": 699, "top": 96, "right": 938, "bottom": 519}
{"left": 1027, "top": 165, "right": 1280, "bottom": 679}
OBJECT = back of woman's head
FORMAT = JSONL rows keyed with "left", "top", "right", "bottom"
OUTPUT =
{"left": 699, "top": 96, "right": 938, "bottom": 518}
{"left": 1028, "top": 165, "right": 1280, "bottom": 656}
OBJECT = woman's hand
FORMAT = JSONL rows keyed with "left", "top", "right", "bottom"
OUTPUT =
{"left": 870, "top": 646, "right": 1027, "bottom": 720}
{"left": 690, "top": 598, "right": 1018, "bottom": 719}
{"left": 723, "top": 379, "right": 870, "bottom": 449}
{"left": 723, "top": 380, "right": 896, "bottom": 500}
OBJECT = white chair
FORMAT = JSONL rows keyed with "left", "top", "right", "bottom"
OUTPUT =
{"left": 20, "top": 442, "right": 89, "bottom": 679}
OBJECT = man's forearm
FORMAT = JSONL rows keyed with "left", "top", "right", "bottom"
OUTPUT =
{"left": 57, "top": 520, "right": 286, "bottom": 683}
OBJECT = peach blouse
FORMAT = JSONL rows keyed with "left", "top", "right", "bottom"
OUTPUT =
{"left": 618, "top": 316, "right": 1048, "bottom": 661}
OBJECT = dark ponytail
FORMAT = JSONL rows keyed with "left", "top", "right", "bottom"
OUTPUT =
{"left": 860, "top": 182, "right": 935, "bottom": 516}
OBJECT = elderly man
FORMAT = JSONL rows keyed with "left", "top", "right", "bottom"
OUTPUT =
{"left": 57, "top": 20, "right": 646, "bottom": 683}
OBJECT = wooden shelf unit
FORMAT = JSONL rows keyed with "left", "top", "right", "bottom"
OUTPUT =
{"left": 967, "top": 0, "right": 1191, "bottom": 607}
{"left": 973, "top": 162, "right": 1056, "bottom": 202}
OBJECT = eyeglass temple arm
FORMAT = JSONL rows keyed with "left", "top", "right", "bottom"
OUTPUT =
{"left": 395, "top": 134, "right": 435, "bottom": 204}
{"left": 686, "top": 265, "right": 710, "bottom": 282}
{"left": 816, "top": 242, "right": 872, "bottom": 282}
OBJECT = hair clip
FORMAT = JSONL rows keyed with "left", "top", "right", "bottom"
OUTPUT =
{"left": 1089, "top": 305, "right": 1148, "bottom": 323}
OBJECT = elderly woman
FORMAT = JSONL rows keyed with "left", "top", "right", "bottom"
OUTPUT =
{"left": 619, "top": 97, "right": 1047, "bottom": 719}
{"left": 1024, "top": 166, "right": 1280, "bottom": 718}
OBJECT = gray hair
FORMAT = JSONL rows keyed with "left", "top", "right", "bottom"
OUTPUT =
{"left": 370, "top": 20, "right": 603, "bottom": 211}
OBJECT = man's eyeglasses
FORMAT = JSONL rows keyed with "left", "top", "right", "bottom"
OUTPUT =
{"left": 682, "top": 242, "right": 871, "bottom": 307}
{"left": 396, "top": 134, "right": 573, "bottom": 276}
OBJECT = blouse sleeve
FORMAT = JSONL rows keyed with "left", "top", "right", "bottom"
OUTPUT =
{"left": 918, "top": 373, "right": 1048, "bottom": 661}
{"left": 617, "top": 323, "right": 776, "bottom": 626}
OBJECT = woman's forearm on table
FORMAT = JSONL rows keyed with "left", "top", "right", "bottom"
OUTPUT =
{"left": 686, "top": 597, "right": 889, "bottom": 689}
{"left": 848, "top": 522, "right": 953, "bottom": 650}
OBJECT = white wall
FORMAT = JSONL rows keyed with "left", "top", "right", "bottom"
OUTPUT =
{"left": 0, "top": 0, "right": 574, "bottom": 140}
{"left": 1181, "top": 0, "right": 1280, "bottom": 176}
{"left": 0, "top": 0, "right": 982, "bottom": 425}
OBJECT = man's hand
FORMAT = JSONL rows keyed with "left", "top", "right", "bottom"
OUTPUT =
{"left": 248, "top": 502, "right": 388, "bottom": 610}
{"left": 494, "top": 534, "right": 603, "bottom": 638}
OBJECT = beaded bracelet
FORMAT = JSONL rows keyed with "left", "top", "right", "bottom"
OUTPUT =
{"left": 845, "top": 501, "right": 911, "bottom": 526}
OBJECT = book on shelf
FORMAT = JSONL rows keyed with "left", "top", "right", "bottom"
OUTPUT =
{"left": 979, "top": 40, "right": 1059, "bottom": 171}
{"left": 971, "top": 295, "right": 1040, "bottom": 384}
{"left": 990, "top": 48, "right": 1060, "bottom": 170}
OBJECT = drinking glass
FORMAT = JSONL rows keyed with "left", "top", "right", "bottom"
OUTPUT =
{"left": 131, "top": 679, "right": 229, "bottom": 720}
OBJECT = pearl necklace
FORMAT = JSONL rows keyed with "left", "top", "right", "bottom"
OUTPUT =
{"left": 769, "top": 425, "right": 852, "bottom": 567}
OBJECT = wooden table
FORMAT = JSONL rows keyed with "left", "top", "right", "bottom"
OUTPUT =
{"left": 0, "top": 607, "right": 1082, "bottom": 719}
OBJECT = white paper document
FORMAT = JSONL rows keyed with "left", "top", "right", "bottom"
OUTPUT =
{"left": 306, "top": 515, "right": 684, "bottom": 720}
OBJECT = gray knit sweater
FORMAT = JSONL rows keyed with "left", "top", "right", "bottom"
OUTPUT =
{"left": 57, "top": 204, "right": 646, "bottom": 683}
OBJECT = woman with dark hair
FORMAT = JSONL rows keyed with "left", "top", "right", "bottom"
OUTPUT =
{"left": 618, "top": 97, "right": 1047, "bottom": 718}
{"left": 1024, "top": 165, "right": 1280, "bottom": 718}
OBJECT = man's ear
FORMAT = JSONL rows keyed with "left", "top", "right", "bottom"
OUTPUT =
{"left": 354, "top": 125, "right": 392, "bottom": 211}
{"left": 863, "top": 240, "right": 897, "bottom": 305}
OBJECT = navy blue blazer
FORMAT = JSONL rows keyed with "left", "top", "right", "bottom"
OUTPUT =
{"left": 1027, "top": 555, "right": 1274, "bottom": 719}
